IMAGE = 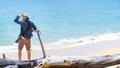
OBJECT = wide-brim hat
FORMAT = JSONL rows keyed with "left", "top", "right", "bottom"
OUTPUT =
{"left": 22, "top": 13, "right": 29, "bottom": 18}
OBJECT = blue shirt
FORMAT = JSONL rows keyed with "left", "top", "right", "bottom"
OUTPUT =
{"left": 14, "top": 16, "right": 37, "bottom": 39}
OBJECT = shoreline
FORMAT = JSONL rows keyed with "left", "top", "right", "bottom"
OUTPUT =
{"left": 1, "top": 38, "right": 120, "bottom": 60}
{"left": 0, "top": 32, "right": 120, "bottom": 60}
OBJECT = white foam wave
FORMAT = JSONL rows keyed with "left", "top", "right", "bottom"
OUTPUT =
{"left": 45, "top": 32, "right": 120, "bottom": 49}
{"left": 0, "top": 43, "right": 41, "bottom": 54}
{"left": 0, "top": 43, "right": 17, "bottom": 53}
{"left": 1, "top": 32, "right": 120, "bottom": 53}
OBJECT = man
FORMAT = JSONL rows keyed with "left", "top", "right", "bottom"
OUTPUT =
{"left": 14, "top": 13, "right": 38, "bottom": 64}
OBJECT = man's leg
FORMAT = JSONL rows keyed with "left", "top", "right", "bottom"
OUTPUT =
{"left": 18, "top": 39, "right": 24, "bottom": 64}
{"left": 18, "top": 50, "right": 22, "bottom": 64}
{"left": 25, "top": 39, "right": 31, "bottom": 64}
{"left": 27, "top": 50, "right": 31, "bottom": 63}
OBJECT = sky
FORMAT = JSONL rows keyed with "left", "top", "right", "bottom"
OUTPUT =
{"left": 0, "top": 0, "right": 119, "bottom": 8}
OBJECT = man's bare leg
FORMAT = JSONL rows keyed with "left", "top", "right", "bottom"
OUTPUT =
{"left": 27, "top": 50, "right": 31, "bottom": 64}
{"left": 18, "top": 50, "right": 22, "bottom": 64}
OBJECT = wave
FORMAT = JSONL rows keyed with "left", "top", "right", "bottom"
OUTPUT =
{"left": 0, "top": 44, "right": 41, "bottom": 54}
{"left": 45, "top": 32, "right": 120, "bottom": 49}
{"left": 0, "top": 32, "right": 120, "bottom": 53}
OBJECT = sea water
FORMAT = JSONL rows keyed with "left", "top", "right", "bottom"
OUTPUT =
{"left": 0, "top": 0, "right": 120, "bottom": 48}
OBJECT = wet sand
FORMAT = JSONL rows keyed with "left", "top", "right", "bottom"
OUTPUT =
{"left": 1, "top": 39, "right": 120, "bottom": 61}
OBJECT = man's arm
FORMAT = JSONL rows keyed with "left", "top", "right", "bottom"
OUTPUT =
{"left": 31, "top": 22, "right": 39, "bottom": 32}
{"left": 14, "top": 13, "right": 24, "bottom": 25}
{"left": 32, "top": 22, "right": 37, "bottom": 30}
{"left": 14, "top": 16, "right": 22, "bottom": 25}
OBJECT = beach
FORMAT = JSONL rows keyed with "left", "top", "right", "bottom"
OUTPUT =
{"left": 1, "top": 33, "right": 120, "bottom": 61}
{"left": 0, "top": 0, "right": 120, "bottom": 67}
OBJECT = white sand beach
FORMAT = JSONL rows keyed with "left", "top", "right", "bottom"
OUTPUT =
{"left": 1, "top": 38, "right": 120, "bottom": 61}
{"left": 47, "top": 39, "right": 120, "bottom": 57}
{"left": 0, "top": 33, "right": 120, "bottom": 68}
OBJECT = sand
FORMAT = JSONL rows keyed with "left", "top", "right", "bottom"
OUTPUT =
{"left": 1, "top": 39, "right": 120, "bottom": 61}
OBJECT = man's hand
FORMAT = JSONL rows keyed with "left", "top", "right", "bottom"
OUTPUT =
{"left": 19, "top": 13, "right": 24, "bottom": 17}
{"left": 35, "top": 30, "right": 41, "bottom": 34}
{"left": 35, "top": 30, "right": 40, "bottom": 32}
{"left": 33, "top": 29, "right": 40, "bottom": 32}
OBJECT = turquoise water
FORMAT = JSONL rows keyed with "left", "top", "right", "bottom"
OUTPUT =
{"left": 0, "top": 0, "right": 120, "bottom": 46}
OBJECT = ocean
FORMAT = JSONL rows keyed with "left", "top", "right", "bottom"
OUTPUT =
{"left": 0, "top": 0, "right": 120, "bottom": 47}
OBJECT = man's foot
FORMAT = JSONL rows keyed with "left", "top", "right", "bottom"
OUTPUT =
{"left": 18, "top": 61, "right": 22, "bottom": 65}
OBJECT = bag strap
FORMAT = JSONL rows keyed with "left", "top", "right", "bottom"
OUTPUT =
{"left": 21, "top": 22, "right": 31, "bottom": 36}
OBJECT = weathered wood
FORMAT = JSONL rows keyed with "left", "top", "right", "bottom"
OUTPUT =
{"left": 3, "top": 53, "right": 6, "bottom": 59}
{"left": 0, "top": 59, "right": 38, "bottom": 68}
{"left": 41, "top": 54, "right": 120, "bottom": 68}
{"left": 1, "top": 54, "right": 120, "bottom": 68}
{"left": 0, "top": 59, "right": 17, "bottom": 67}
{"left": 42, "top": 61, "right": 71, "bottom": 68}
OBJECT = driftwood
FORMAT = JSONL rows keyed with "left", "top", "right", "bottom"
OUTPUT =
{"left": 0, "top": 54, "right": 38, "bottom": 68}
{"left": 41, "top": 54, "right": 120, "bottom": 68}
{"left": 1, "top": 54, "right": 120, "bottom": 68}
{"left": 0, "top": 59, "right": 38, "bottom": 68}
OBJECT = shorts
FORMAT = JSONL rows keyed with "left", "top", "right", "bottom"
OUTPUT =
{"left": 18, "top": 38, "right": 31, "bottom": 50}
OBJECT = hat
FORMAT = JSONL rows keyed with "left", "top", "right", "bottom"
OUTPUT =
{"left": 22, "top": 13, "right": 29, "bottom": 18}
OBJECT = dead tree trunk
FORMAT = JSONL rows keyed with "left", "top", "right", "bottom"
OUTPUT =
{"left": 1, "top": 54, "right": 120, "bottom": 68}
{"left": 41, "top": 54, "right": 120, "bottom": 68}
